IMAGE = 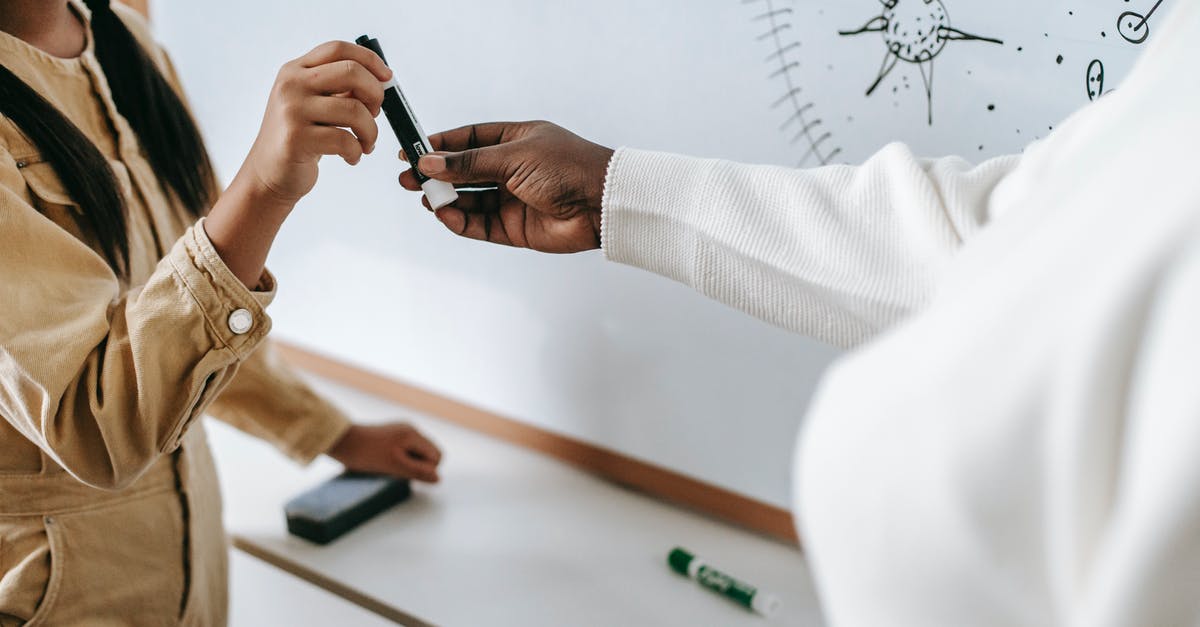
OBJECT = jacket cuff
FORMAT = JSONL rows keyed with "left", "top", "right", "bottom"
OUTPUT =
{"left": 166, "top": 218, "right": 275, "bottom": 359}
{"left": 600, "top": 147, "right": 719, "bottom": 287}
{"left": 284, "top": 399, "right": 354, "bottom": 465}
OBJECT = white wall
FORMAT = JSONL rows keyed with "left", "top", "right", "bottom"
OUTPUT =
{"left": 152, "top": 0, "right": 1144, "bottom": 508}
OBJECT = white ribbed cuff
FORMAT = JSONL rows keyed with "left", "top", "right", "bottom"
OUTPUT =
{"left": 599, "top": 147, "right": 720, "bottom": 288}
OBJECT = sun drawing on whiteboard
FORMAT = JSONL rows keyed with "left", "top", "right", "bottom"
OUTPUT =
{"left": 839, "top": 0, "right": 1003, "bottom": 125}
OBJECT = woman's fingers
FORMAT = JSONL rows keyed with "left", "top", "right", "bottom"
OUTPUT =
{"left": 427, "top": 192, "right": 532, "bottom": 248}
{"left": 298, "top": 40, "right": 391, "bottom": 82}
{"left": 392, "top": 447, "right": 440, "bottom": 483}
{"left": 436, "top": 199, "right": 594, "bottom": 252}
{"left": 418, "top": 146, "right": 513, "bottom": 186}
{"left": 398, "top": 167, "right": 422, "bottom": 190}
{"left": 305, "top": 96, "right": 378, "bottom": 154}
{"left": 433, "top": 200, "right": 520, "bottom": 247}
{"left": 405, "top": 432, "right": 443, "bottom": 464}
{"left": 307, "top": 126, "right": 364, "bottom": 165}
{"left": 434, "top": 207, "right": 469, "bottom": 238}
{"left": 427, "top": 122, "right": 521, "bottom": 153}
{"left": 303, "top": 60, "right": 385, "bottom": 115}
{"left": 497, "top": 197, "right": 532, "bottom": 248}
{"left": 397, "top": 167, "right": 500, "bottom": 192}
{"left": 449, "top": 206, "right": 499, "bottom": 244}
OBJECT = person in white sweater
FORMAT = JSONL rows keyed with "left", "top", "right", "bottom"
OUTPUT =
{"left": 399, "top": 4, "right": 1199, "bottom": 625}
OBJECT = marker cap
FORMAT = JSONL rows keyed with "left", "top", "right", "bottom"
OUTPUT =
{"left": 421, "top": 179, "right": 459, "bottom": 211}
{"left": 751, "top": 591, "right": 782, "bottom": 617}
{"left": 668, "top": 547, "right": 694, "bottom": 576}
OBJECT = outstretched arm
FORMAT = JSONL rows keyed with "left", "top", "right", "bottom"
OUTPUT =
{"left": 399, "top": 121, "right": 1019, "bottom": 347}
{"left": 206, "top": 342, "right": 442, "bottom": 483}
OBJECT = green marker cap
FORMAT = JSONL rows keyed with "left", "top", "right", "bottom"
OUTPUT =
{"left": 668, "top": 547, "right": 694, "bottom": 576}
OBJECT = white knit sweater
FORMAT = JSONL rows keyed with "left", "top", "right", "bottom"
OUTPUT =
{"left": 601, "top": 3, "right": 1200, "bottom": 625}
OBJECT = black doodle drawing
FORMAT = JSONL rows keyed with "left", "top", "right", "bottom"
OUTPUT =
{"left": 1086, "top": 59, "right": 1105, "bottom": 101}
{"left": 839, "top": 0, "right": 1003, "bottom": 125}
{"left": 745, "top": 0, "right": 842, "bottom": 166}
{"left": 1118, "top": 0, "right": 1165, "bottom": 44}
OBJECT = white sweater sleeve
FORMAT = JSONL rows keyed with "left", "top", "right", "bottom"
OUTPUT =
{"left": 600, "top": 143, "right": 1021, "bottom": 347}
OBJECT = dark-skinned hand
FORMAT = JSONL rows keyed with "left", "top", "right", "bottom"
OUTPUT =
{"left": 398, "top": 121, "right": 613, "bottom": 253}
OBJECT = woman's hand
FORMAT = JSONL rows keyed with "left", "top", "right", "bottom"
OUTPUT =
{"left": 207, "top": 41, "right": 392, "bottom": 287}
{"left": 327, "top": 422, "right": 443, "bottom": 484}
{"left": 398, "top": 121, "right": 614, "bottom": 254}
{"left": 235, "top": 40, "right": 391, "bottom": 206}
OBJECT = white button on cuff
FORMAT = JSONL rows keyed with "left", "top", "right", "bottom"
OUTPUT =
{"left": 228, "top": 308, "right": 253, "bottom": 335}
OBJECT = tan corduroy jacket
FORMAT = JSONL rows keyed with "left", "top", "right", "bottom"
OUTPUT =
{"left": 0, "top": 3, "right": 351, "bottom": 626}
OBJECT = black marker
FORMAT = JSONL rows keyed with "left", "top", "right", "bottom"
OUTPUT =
{"left": 356, "top": 34, "right": 458, "bottom": 210}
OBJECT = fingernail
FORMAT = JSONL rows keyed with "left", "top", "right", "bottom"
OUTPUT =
{"left": 419, "top": 154, "right": 446, "bottom": 174}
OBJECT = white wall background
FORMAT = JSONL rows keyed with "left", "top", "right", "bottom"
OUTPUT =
{"left": 151, "top": 0, "right": 1147, "bottom": 508}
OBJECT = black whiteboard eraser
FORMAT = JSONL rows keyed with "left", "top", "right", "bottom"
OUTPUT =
{"left": 284, "top": 472, "right": 411, "bottom": 545}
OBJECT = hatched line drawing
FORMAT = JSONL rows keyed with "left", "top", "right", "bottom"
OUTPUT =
{"left": 745, "top": 0, "right": 842, "bottom": 166}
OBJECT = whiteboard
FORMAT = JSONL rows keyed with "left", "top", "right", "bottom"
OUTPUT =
{"left": 151, "top": 0, "right": 1149, "bottom": 508}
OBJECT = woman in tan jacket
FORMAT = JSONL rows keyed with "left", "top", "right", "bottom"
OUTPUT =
{"left": 0, "top": 1, "right": 443, "bottom": 625}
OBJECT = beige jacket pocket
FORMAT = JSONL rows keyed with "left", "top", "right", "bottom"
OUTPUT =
{"left": 0, "top": 516, "right": 54, "bottom": 627}
{"left": 15, "top": 153, "right": 138, "bottom": 245}
{"left": 0, "top": 489, "right": 187, "bottom": 627}
{"left": 13, "top": 155, "right": 75, "bottom": 209}
{"left": 15, "top": 150, "right": 134, "bottom": 207}
{"left": 13, "top": 155, "right": 88, "bottom": 243}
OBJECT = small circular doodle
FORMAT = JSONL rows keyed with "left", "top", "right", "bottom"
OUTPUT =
{"left": 882, "top": 1, "right": 949, "bottom": 62}
{"left": 1117, "top": 0, "right": 1165, "bottom": 45}
{"left": 1118, "top": 11, "right": 1151, "bottom": 44}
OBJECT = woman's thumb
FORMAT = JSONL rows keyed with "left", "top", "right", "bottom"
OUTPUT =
{"left": 419, "top": 147, "right": 507, "bottom": 184}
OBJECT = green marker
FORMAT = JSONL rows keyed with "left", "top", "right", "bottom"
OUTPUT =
{"left": 668, "top": 547, "right": 781, "bottom": 617}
